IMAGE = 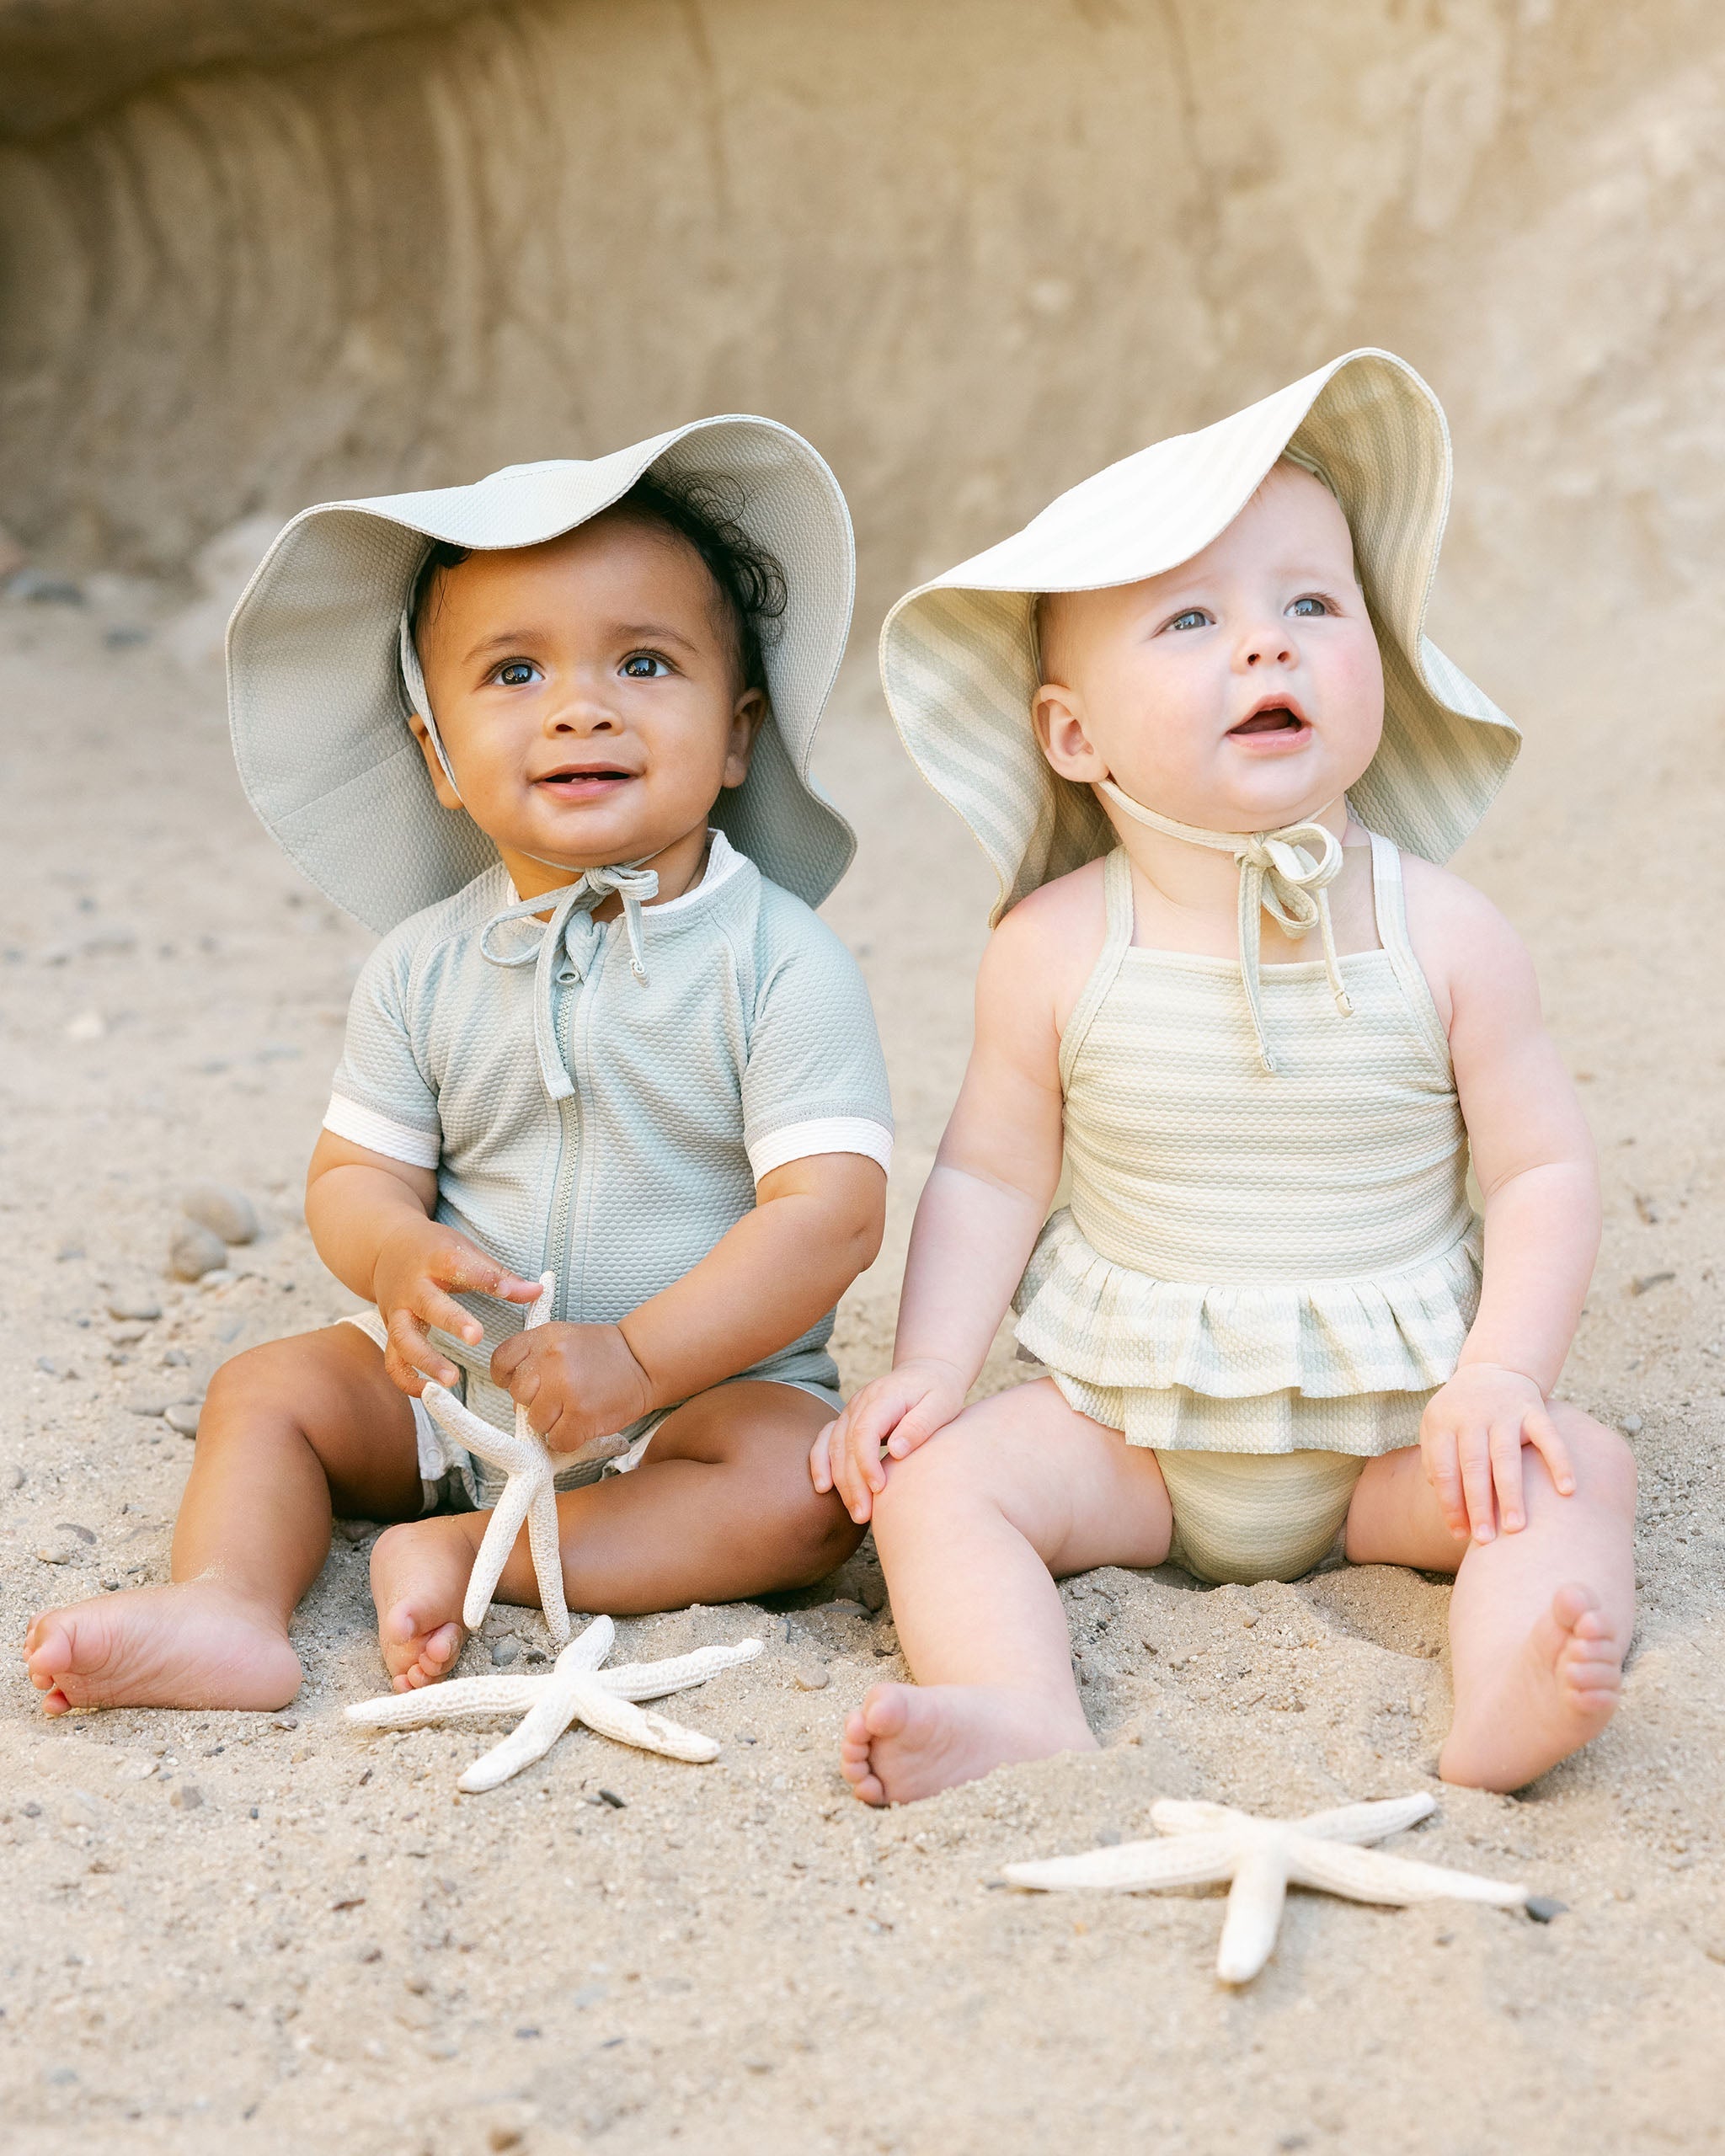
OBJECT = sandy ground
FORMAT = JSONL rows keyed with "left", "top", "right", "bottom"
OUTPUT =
{"left": 1, "top": 570, "right": 1722, "bottom": 2156}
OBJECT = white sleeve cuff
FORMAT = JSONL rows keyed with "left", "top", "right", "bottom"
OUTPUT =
{"left": 323, "top": 1093, "right": 441, "bottom": 1170}
{"left": 746, "top": 1116, "right": 893, "bottom": 1182}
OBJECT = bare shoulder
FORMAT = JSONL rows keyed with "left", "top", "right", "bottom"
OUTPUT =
{"left": 1398, "top": 851, "right": 1538, "bottom": 1029}
{"left": 987, "top": 857, "right": 1108, "bottom": 992}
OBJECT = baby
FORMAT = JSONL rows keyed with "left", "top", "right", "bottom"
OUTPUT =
{"left": 28, "top": 419, "right": 891, "bottom": 1713}
{"left": 815, "top": 351, "right": 1635, "bottom": 1803}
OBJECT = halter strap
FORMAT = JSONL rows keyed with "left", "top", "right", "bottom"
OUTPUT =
{"left": 1096, "top": 779, "right": 1354, "bottom": 1074}
{"left": 478, "top": 863, "right": 660, "bottom": 1101}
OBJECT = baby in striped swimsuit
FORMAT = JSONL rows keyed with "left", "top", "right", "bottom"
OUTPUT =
{"left": 814, "top": 351, "right": 1636, "bottom": 1804}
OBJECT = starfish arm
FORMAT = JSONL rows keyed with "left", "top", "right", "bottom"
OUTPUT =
{"left": 344, "top": 1675, "right": 547, "bottom": 1728}
{"left": 457, "top": 1677, "right": 588, "bottom": 1792}
{"left": 1151, "top": 1800, "right": 1254, "bottom": 1838}
{"left": 1295, "top": 1793, "right": 1437, "bottom": 1844}
{"left": 597, "top": 1638, "right": 764, "bottom": 1700}
{"left": 563, "top": 1676, "right": 722, "bottom": 1763}
{"left": 1003, "top": 1831, "right": 1242, "bottom": 1894}
{"left": 462, "top": 1466, "right": 537, "bottom": 1632}
{"left": 553, "top": 1615, "right": 616, "bottom": 1673}
{"left": 419, "top": 1381, "right": 526, "bottom": 1470}
{"left": 523, "top": 1478, "right": 572, "bottom": 1646}
{"left": 1287, "top": 1838, "right": 1528, "bottom": 1909}
{"left": 1217, "top": 1843, "right": 1290, "bottom": 1985}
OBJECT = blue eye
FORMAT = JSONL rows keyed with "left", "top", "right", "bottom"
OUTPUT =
{"left": 621, "top": 653, "right": 671, "bottom": 680}
{"left": 496, "top": 661, "right": 537, "bottom": 686}
{"left": 1288, "top": 595, "right": 1330, "bottom": 617}
{"left": 1167, "top": 609, "right": 1209, "bottom": 632}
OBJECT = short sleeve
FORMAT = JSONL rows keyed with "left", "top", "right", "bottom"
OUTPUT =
{"left": 741, "top": 905, "right": 893, "bottom": 1182}
{"left": 323, "top": 934, "right": 441, "bottom": 1171}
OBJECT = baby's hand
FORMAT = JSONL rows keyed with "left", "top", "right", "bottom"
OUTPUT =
{"left": 1418, "top": 1364, "right": 1576, "bottom": 1544}
{"left": 371, "top": 1221, "right": 542, "bottom": 1396}
{"left": 809, "top": 1358, "right": 969, "bottom": 1524}
{"left": 491, "top": 1322, "right": 654, "bottom": 1456}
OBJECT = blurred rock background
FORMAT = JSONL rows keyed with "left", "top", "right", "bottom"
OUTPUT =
{"left": 1, "top": 0, "right": 1720, "bottom": 646}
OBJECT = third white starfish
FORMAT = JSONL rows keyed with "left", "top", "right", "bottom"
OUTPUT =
{"left": 1004, "top": 1793, "right": 1530, "bottom": 1983}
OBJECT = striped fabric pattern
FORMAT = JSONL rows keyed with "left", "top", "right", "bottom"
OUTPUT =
{"left": 1013, "top": 838, "right": 1479, "bottom": 1457}
{"left": 879, "top": 350, "right": 1520, "bottom": 921}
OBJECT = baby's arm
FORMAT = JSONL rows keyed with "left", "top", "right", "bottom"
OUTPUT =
{"left": 305, "top": 1132, "right": 542, "bottom": 1395}
{"left": 812, "top": 895, "right": 1074, "bottom": 1524}
{"left": 491, "top": 1154, "right": 886, "bottom": 1452}
{"left": 1408, "top": 863, "right": 1601, "bottom": 1541}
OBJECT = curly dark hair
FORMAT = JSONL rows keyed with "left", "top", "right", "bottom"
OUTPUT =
{"left": 408, "top": 468, "right": 788, "bottom": 696}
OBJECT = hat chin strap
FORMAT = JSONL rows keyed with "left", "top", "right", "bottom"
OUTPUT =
{"left": 1095, "top": 777, "right": 1354, "bottom": 1075}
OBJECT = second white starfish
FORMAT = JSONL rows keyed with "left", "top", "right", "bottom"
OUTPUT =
{"left": 1003, "top": 1793, "right": 1530, "bottom": 1983}
{"left": 419, "top": 1269, "right": 577, "bottom": 1646}
{"left": 345, "top": 1614, "right": 763, "bottom": 1791}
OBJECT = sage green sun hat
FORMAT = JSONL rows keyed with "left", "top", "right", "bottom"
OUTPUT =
{"left": 880, "top": 348, "right": 1519, "bottom": 923}
{"left": 227, "top": 416, "right": 857, "bottom": 933}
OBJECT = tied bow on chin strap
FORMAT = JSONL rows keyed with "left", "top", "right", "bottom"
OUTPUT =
{"left": 479, "top": 863, "right": 659, "bottom": 1101}
{"left": 1096, "top": 780, "right": 1354, "bottom": 1075}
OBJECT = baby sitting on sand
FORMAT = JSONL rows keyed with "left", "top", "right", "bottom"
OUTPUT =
{"left": 27, "top": 420, "right": 891, "bottom": 1713}
{"left": 814, "top": 351, "right": 1636, "bottom": 1803}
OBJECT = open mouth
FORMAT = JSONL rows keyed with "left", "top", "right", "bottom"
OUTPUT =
{"left": 1228, "top": 702, "right": 1308, "bottom": 739}
{"left": 535, "top": 765, "right": 638, "bottom": 794}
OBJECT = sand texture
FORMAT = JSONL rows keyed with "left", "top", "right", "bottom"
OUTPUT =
{"left": 0, "top": 574, "right": 1722, "bottom": 2152}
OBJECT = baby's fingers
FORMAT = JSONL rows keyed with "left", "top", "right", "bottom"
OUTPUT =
{"left": 1489, "top": 1418, "right": 1528, "bottom": 1534}
{"left": 1422, "top": 1432, "right": 1469, "bottom": 1540}
{"left": 383, "top": 1306, "right": 457, "bottom": 1393}
{"left": 411, "top": 1278, "right": 488, "bottom": 1349}
{"left": 1524, "top": 1405, "right": 1576, "bottom": 1498}
{"left": 1456, "top": 1429, "right": 1498, "bottom": 1544}
{"left": 809, "top": 1422, "right": 836, "bottom": 1494}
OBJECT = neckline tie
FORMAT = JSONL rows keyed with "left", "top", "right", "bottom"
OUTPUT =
{"left": 479, "top": 863, "right": 659, "bottom": 1100}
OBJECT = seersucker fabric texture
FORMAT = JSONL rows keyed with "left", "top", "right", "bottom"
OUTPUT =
{"left": 1013, "top": 835, "right": 1480, "bottom": 1460}
{"left": 1156, "top": 1449, "right": 1367, "bottom": 1588}
{"left": 879, "top": 349, "right": 1519, "bottom": 923}
{"left": 227, "top": 415, "right": 857, "bottom": 933}
{"left": 324, "top": 832, "right": 889, "bottom": 1501}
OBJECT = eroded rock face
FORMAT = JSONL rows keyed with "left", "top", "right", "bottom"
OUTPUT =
{"left": 0, "top": 0, "right": 1720, "bottom": 628}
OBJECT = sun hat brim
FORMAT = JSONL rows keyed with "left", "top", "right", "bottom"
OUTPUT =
{"left": 879, "top": 349, "right": 1519, "bottom": 923}
{"left": 227, "top": 416, "right": 857, "bottom": 932}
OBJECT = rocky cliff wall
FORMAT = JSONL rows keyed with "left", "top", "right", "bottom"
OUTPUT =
{"left": 1, "top": 0, "right": 1720, "bottom": 631}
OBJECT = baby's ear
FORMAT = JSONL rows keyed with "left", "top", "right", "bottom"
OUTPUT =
{"left": 1033, "top": 681, "right": 1106, "bottom": 782}
{"left": 408, "top": 711, "right": 464, "bottom": 813}
{"left": 720, "top": 687, "right": 769, "bottom": 790}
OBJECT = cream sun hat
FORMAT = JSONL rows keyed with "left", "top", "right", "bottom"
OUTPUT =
{"left": 227, "top": 417, "right": 856, "bottom": 933}
{"left": 880, "top": 348, "right": 1519, "bottom": 937}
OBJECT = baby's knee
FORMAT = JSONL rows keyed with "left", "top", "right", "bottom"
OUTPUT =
{"left": 871, "top": 1429, "right": 976, "bottom": 1537}
{"left": 1551, "top": 1408, "right": 1637, "bottom": 1517}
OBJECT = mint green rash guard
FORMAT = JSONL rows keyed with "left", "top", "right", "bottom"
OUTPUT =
{"left": 323, "top": 833, "right": 893, "bottom": 1492}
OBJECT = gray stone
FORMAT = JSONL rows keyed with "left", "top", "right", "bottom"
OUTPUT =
{"left": 180, "top": 1181, "right": 259, "bottom": 1245}
{"left": 169, "top": 1784, "right": 205, "bottom": 1811}
{"left": 168, "top": 1219, "right": 227, "bottom": 1282}
{"left": 1525, "top": 1895, "right": 1567, "bottom": 1924}
{"left": 490, "top": 1636, "right": 521, "bottom": 1666}
{"left": 164, "top": 1403, "right": 202, "bottom": 1438}
{"left": 1619, "top": 1412, "right": 1643, "bottom": 1437}
{"left": 5, "top": 1464, "right": 24, "bottom": 1491}
{"left": 792, "top": 1663, "right": 830, "bottom": 1690}
{"left": 105, "top": 1290, "right": 163, "bottom": 1322}
{"left": 109, "top": 1323, "right": 148, "bottom": 1346}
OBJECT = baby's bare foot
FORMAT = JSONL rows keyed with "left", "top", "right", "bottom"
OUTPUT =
{"left": 1440, "top": 1582, "right": 1624, "bottom": 1791}
{"left": 370, "top": 1518, "right": 478, "bottom": 1690}
{"left": 24, "top": 1581, "right": 300, "bottom": 1716}
{"left": 838, "top": 1682, "right": 1095, "bottom": 1806}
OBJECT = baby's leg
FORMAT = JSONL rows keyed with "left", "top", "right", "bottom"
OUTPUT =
{"left": 371, "top": 1378, "right": 861, "bottom": 1681}
{"left": 840, "top": 1379, "right": 1172, "bottom": 1806}
{"left": 24, "top": 1326, "right": 424, "bottom": 1715}
{"left": 1346, "top": 1406, "right": 1636, "bottom": 1790}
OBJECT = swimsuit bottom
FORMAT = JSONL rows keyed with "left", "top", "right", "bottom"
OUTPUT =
{"left": 1153, "top": 1447, "right": 1366, "bottom": 1586}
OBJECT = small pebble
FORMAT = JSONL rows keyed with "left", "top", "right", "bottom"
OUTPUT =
{"left": 109, "top": 1323, "right": 148, "bottom": 1346}
{"left": 163, "top": 1348, "right": 190, "bottom": 1367}
{"left": 821, "top": 1598, "right": 868, "bottom": 1620}
{"left": 596, "top": 1788, "right": 626, "bottom": 1808}
{"left": 1630, "top": 1273, "right": 1675, "bottom": 1297}
{"left": 164, "top": 1404, "right": 202, "bottom": 1438}
{"left": 169, "top": 1785, "right": 205, "bottom": 1811}
{"left": 36, "top": 1545, "right": 73, "bottom": 1566}
{"left": 792, "top": 1663, "right": 830, "bottom": 1690}
{"left": 56, "top": 1522, "right": 96, "bottom": 1544}
{"left": 106, "top": 1291, "right": 163, "bottom": 1322}
{"left": 5, "top": 1465, "right": 24, "bottom": 1491}
{"left": 491, "top": 1636, "right": 521, "bottom": 1667}
{"left": 56, "top": 1244, "right": 85, "bottom": 1263}
{"left": 1525, "top": 1895, "right": 1567, "bottom": 1924}
{"left": 168, "top": 1219, "right": 228, "bottom": 1283}
{"left": 200, "top": 1268, "right": 238, "bottom": 1292}
{"left": 126, "top": 1396, "right": 176, "bottom": 1417}
{"left": 180, "top": 1181, "right": 259, "bottom": 1246}
{"left": 1619, "top": 1413, "right": 1643, "bottom": 1437}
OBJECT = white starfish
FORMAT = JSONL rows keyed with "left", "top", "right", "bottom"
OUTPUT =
{"left": 345, "top": 1614, "right": 763, "bottom": 1792}
{"left": 419, "top": 1269, "right": 580, "bottom": 1646}
{"left": 1003, "top": 1793, "right": 1529, "bottom": 1984}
